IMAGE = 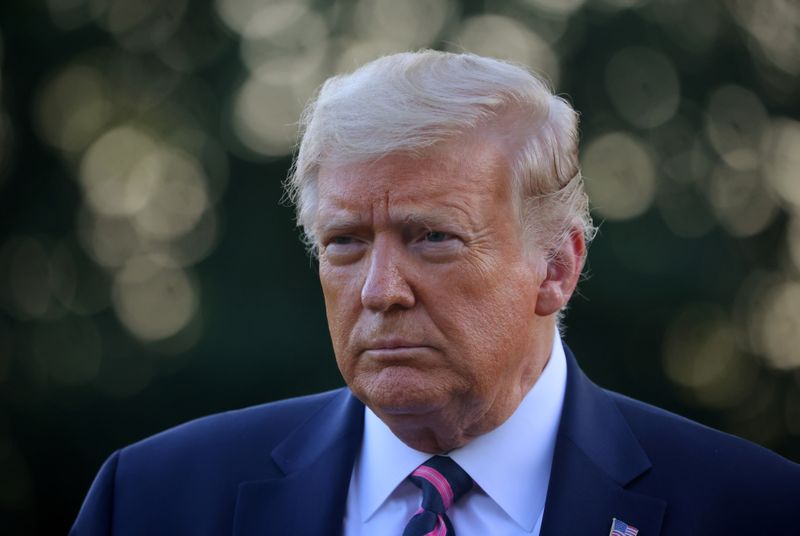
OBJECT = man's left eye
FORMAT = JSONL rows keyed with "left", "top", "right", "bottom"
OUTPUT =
{"left": 424, "top": 231, "right": 451, "bottom": 242}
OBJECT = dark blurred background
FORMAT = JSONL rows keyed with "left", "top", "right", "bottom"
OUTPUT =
{"left": 0, "top": 0, "right": 798, "bottom": 533}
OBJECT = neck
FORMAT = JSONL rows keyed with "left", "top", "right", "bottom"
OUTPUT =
{"left": 378, "top": 324, "right": 556, "bottom": 453}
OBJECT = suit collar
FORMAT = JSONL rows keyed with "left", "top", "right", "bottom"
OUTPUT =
{"left": 540, "top": 344, "right": 666, "bottom": 535}
{"left": 231, "top": 344, "right": 668, "bottom": 535}
{"left": 558, "top": 345, "right": 651, "bottom": 486}
{"left": 233, "top": 388, "right": 364, "bottom": 536}
{"left": 271, "top": 388, "right": 364, "bottom": 474}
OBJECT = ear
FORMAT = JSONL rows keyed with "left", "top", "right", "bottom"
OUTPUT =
{"left": 535, "top": 226, "right": 586, "bottom": 317}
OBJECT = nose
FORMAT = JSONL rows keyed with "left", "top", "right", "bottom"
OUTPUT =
{"left": 360, "top": 236, "right": 415, "bottom": 312}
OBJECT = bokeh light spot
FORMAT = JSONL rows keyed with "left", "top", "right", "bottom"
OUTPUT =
{"left": 449, "top": 15, "right": 560, "bottom": 87}
{"left": 582, "top": 131, "right": 657, "bottom": 220}
{"left": 79, "top": 125, "right": 160, "bottom": 217}
{"left": 94, "top": 0, "right": 189, "bottom": 51}
{"left": 708, "top": 164, "right": 778, "bottom": 237}
{"left": 750, "top": 279, "right": 800, "bottom": 370}
{"left": 112, "top": 256, "right": 197, "bottom": 342}
{"left": 788, "top": 216, "right": 800, "bottom": 272}
{"left": 521, "top": 0, "right": 585, "bottom": 17}
{"left": 727, "top": 0, "right": 800, "bottom": 77}
{"left": 335, "top": 38, "right": 408, "bottom": 74}
{"left": 130, "top": 149, "right": 209, "bottom": 241}
{"left": 762, "top": 117, "right": 800, "bottom": 208}
{"left": 354, "top": 0, "right": 455, "bottom": 49}
{"left": 650, "top": 115, "right": 713, "bottom": 185}
{"left": 77, "top": 208, "right": 141, "bottom": 269}
{"left": 243, "top": 42, "right": 328, "bottom": 88}
{"left": 649, "top": 0, "right": 721, "bottom": 54}
{"left": 656, "top": 186, "right": 716, "bottom": 238}
{"left": 663, "top": 304, "right": 755, "bottom": 408}
{"left": 214, "top": 0, "right": 268, "bottom": 34}
{"left": 159, "top": 208, "right": 220, "bottom": 267}
{"left": 169, "top": 128, "right": 229, "bottom": 204}
{"left": 240, "top": 2, "right": 329, "bottom": 73}
{"left": 595, "top": 0, "right": 648, "bottom": 8}
{"left": 605, "top": 46, "right": 680, "bottom": 129}
{"left": 35, "top": 64, "right": 113, "bottom": 154}
{"left": 245, "top": 1, "right": 316, "bottom": 43}
{"left": 705, "top": 85, "right": 768, "bottom": 170}
{"left": 232, "top": 76, "right": 305, "bottom": 157}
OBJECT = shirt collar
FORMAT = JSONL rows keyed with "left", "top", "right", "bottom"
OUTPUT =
{"left": 450, "top": 334, "right": 567, "bottom": 530}
{"left": 357, "top": 402, "right": 430, "bottom": 522}
{"left": 355, "top": 330, "right": 568, "bottom": 531}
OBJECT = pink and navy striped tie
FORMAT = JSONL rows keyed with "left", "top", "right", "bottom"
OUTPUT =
{"left": 402, "top": 456, "right": 474, "bottom": 536}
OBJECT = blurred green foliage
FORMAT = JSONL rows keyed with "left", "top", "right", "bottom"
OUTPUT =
{"left": 0, "top": 0, "right": 799, "bottom": 533}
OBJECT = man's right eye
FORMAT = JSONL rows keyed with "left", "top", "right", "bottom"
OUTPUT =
{"left": 323, "top": 235, "right": 365, "bottom": 264}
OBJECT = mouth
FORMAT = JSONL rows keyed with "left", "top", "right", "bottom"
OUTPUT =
{"left": 364, "top": 337, "right": 430, "bottom": 350}
{"left": 361, "top": 340, "right": 435, "bottom": 359}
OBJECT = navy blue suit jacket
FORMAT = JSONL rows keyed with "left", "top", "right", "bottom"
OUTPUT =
{"left": 71, "top": 347, "right": 800, "bottom": 535}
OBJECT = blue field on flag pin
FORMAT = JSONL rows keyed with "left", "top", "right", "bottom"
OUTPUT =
{"left": 610, "top": 517, "right": 639, "bottom": 536}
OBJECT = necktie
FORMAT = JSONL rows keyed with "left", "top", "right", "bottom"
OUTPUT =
{"left": 403, "top": 456, "right": 474, "bottom": 536}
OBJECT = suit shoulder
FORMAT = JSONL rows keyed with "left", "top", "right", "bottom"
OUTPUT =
{"left": 119, "top": 388, "right": 348, "bottom": 472}
{"left": 607, "top": 390, "right": 800, "bottom": 487}
{"left": 602, "top": 391, "right": 800, "bottom": 533}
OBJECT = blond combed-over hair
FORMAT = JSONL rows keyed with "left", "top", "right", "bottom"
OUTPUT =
{"left": 285, "top": 50, "right": 595, "bottom": 261}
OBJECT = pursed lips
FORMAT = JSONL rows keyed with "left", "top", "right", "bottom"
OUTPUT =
{"left": 361, "top": 338, "right": 434, "bottom": 355}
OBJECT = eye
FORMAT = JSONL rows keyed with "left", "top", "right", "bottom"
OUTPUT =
{"left": 424, "top": 231, "right": 451, "bottom": 242}
{"left": 413, "top": 229, "right": 462, "bottom": 261}
{"left": 331, "top": 236, "right": 355, "bottom": 245}
{"left": 321, "top": 234, "right": 366, "bottom": 265}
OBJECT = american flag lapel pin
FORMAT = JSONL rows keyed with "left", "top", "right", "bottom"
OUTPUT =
{"left": 609, "top": 517, "right": 639, "bottom": 536}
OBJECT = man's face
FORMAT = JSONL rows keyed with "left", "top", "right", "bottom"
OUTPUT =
{"left": 314, "top": 134, "right": 558, "bottom": 452}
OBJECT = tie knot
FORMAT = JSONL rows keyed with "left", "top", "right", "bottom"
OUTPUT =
{"left": 409, "top": 456, "right": 474, "bottom": 513}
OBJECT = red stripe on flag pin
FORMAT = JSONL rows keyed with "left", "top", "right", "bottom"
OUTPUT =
{"left": 609, "top": 517, "right": 639, "bottom": 536}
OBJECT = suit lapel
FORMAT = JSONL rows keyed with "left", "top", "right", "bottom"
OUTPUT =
{"left": 540, "top": 346, "right": 666, "bottom": 535}
{"left": 231, "top": 346, "right": 667, "bottom": 535}
{"left": 233, "top": 389, "right": 364, "bottom": 536}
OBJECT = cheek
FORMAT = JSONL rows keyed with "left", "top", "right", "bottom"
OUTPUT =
{"left": 319, "top": 266, "right": 362, "bottom": 350}
{"left": 320, "top": 263, "right": 363, "bottom": 308}
{"left": 435, "top": 263, "right": 540, "bottom": 375}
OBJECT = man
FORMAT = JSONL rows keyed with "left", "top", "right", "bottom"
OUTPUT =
{"left": 71, "top": 51, "right": 799, "bottom": 535}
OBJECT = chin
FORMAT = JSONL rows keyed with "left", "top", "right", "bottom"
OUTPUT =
{"left": 355, "top": 366, "right": 449, "bottom": 416}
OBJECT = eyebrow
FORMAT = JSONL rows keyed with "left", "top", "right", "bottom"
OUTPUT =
{"left": 400, "top": 211, "right": 455, "bottom": 229}
{"left": 314, "top": 212, "right": 365, "bottom": 236}
{"left": 315, "top": 207, "right": 471, "bottom": 235}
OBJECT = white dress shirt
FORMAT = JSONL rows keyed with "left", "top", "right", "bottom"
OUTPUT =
{"left": 342, "top": 333, "right": 567, "bottom": 535}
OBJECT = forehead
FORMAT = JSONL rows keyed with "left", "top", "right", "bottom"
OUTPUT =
{"left": 314, "top": 138, "right": 513, "bottom": 225}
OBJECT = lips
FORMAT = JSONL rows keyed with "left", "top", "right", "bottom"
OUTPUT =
{"left": 366, "top": 339, "right": 427, "bottom": 350}
{"left": 358, "top": 337, "right": 437, "bottom": 360}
